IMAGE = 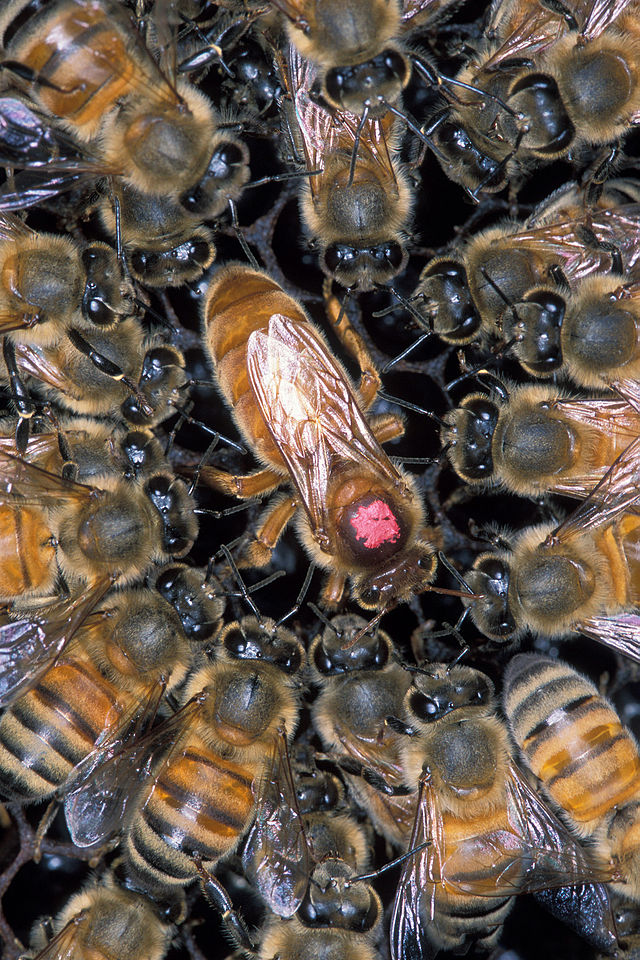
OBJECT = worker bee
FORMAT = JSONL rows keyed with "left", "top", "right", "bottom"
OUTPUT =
{"left": 0, "top": 0, "right": 249, "bottom": 284}
{"left": 392, "top": 662, "right": 618, "bottom": 960}
{"left": 25, "top": 873, "right": 176, "bottom": 960}
{"left": 463, "top": 437, "right": 640, "bottom": 658}
{"left": 271, "top": 0, "right": 451, "bottom": 116}
{"left": 63, "top": 617, "right": 310, "bottom": 927}
{"left": 283, "top": 49, "right": 413, "bottom": 291}
{"left": 0, "top": 580, "right": 202, "bottom": 802}
{"left": 442, "top": 381, "right": 640, "bottom": 500}
{"left": 310, "top": 614, "right": 416, "bottom": 847}
{"left": 414, "top": 179, "right": 640, "bottom": 346}
{"left": 201, "top": 263, "right": 439, "bottom": 610}
{"left": 504, "top": 653, "right": 640, "bottom": 911}
{"left": 257, "top": 769, "right": 384, "bottom": 960}
{"left": 425, "top": 0, "right": 640, "bottom": 195}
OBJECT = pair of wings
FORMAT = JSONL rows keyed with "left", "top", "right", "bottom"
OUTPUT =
{"left": 271, "top": 0, "right": 453, "bottom": 33}
{"left": 390, "top": 762, "right": 618, "bottom": 960}
{"left": 286, "top": 49, "right": 400, "bottom": 205}
{"left": 63, "top": 695, "right": 311, "bottom": 918}
{"left": 247, "top": 314, "right": 405, "bottom": 548}
{"left": 484, "top": 0, "right": 636, "bottom": 74}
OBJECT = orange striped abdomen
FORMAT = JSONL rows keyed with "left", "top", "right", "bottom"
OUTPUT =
{"left": 0, "top": 506, "right": 56, "bottom": 600}
{"left": 203, "top": 264, "right": 310, "bottom": 471}
{"left": 0, "top": 653, "right": 124, "bottom": 801}
{"left": 504, "top": 654, "right": 640, "bottom": 832}
{"left": 125, "top": 737, "right": 255, "bottom": 886}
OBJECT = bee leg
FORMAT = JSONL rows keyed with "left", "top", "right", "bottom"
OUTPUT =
{"left": 338, "top": 756, "right": 413, "bottom": 796}
{"left": 199, "top": 465, "right": 282, "bottom": 498}
{"left": 368, "top": 412, "right": 405, "bottom": 443}
{"left": 33, "top": 798, "right": 58, "bottom": 862}
{"left": 242, "top": 494, "right": 298, "bottom": 566}
{"left": 324, "top": 287, "right": 381, "bottom": 409}
{"left": 2, "top": 337, "right": 36, "bottom": 454}
{"left": 197, "top": 868, "right": 256, "bottom": 953}
{"left": 320, "top": 570, "right": 347, "bottom": 608}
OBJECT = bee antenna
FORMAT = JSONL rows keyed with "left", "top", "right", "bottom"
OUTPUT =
{"left": 168, "top": 402, "right": 247, "bottom": 453}
{"left": 276, "top": 562, "right": 316, "bottom": 627}
{"left": 133, "top": 297, "right": 178, "bottom": 334}
{"left": 216, "top": 542, "right": 266, "bottom": 626}
{"left": 437, "top": 552, "right": 477, "bottom": 597}
{"left": 382, "top": 333, "right": 431, "bottom": 373}
{"left": 307, "top": 602, "right": 340, "bottom": 635}
{"left": 377, "top": 390, "right": 444, "bottom": 427}
{"left": 244, "top": 168, "right": 324, "bottom": 189}
{"left": 377, "top": 284, "right": 431, "bottom": 328}
{"left": 188, "top": 437, "right": 220, "bottom": 495}
{"left": 376, "top": 97, "right": 450, "bottom": 167}
{"left": 227, "top": 197, "right": 260, "bottom": 270}
{"left": 347, "top": 103, "right": 369, "bottom": 189}
{"left": 475, "top": 370, "right": 510, "bottom": 402}
{"left": 411, "top": 55, "right": 522, "bottom": 119}
{"left": 341, "top": 608, "right": 387, "bottom": 650}
{"left": 345, "top": 841, "right": 430, "bottom": 885}
{"left": 479, "top": 267, "right": 513, "bottom": 309}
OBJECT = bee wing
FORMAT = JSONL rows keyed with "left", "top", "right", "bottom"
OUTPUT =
{"left": 0, "top": 579, "right": 112, "bottom": 709}
{"left": 0, "top": 212, "right": 33, "bottom": 242}
{"left": 247, "top": 315, "right": 403, "bottom": 542}
{"left": 592, "top": 205, "right": 640, "bottom": 280}
{"left": 333, "top": 720, "right": 407, "bottom": 785}
{"left": 289, "top": 53, "right": 337, "bottom": 204}
{"left": 580, "top": 613, "right": 640, "bottom": 663}
{"left": 241, "top": 726, "right": 311, "bottom": 917}
{"left": 401, "top": 0, "right": 459, "bottom": 26}
{"left": 390, "top": 776, "right": 441, "bottom": 960}
{"left": 483, "top": 6, "right": 568, "bottom": 72}
{"left": 268, "top": 0, "right": 309, "bottom": 27}
{"left": 0, "top": 167, "right": 103, "bottom": 212}
{"left": 442, "top": 763, "right": 617, "bottom": 896}
{"left": 335, "top": 109, "right": 399, "bottom": 195}
{"left": 511, "top": 218, "right": 621, "bottom": 283}
{"left": 579, "top": 0, "right": 634, "bottom": 38}
{"left": 28, "top": 911, "right": 90, "bottom": 960}
{"left": 552, "top": 397, "right": 640, "bottom": 434}
{"left": 64, "top": 694, "right": 203, "bottom": 848}
{"left": 549, "top": 436, "right": 640, "bottom": 542}
{"left": 0, "top": 95, "right": 87, "bottom": 168}
{"left": 0, "top": 448, "right": 94, "bottom": 506}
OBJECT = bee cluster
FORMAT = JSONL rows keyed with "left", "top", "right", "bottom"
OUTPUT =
{"left": 0, "top": 1, "right": 640, "bottom": 959}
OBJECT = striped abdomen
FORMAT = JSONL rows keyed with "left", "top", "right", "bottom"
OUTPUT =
{"left": 428, "top": 806, "right": 515, "bottom": 954}
{"left": 0, "top": 652, "right": 124, "bottom": 801}
{"left": 0, "top": 506, "right": 56, "bottom": 601}
{"left": 503, "top": 653, "right": 640, "bottom": 833}
{"left": 1, "top": 0, "right": 147, "bottom": 140}
{"left": 125, "top": 734, "right": 255, "bottom": 886}
{"left": 202, "top": 264, "right": 310, "bottom": 471}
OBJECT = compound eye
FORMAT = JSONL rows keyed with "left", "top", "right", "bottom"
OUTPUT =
{"left": 324, "top": 244, "right": 355, "bottom": 272}
{"left": 382, "top": 242, "right": 403, "bottom": 269}
{"left": 83, "top": 294, "right": 114, "bottom": 326}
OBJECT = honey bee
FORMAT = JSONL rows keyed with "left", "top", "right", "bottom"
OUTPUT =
{"left": 425, "top": 0, "right": 640, "bottom": 195}
{"left": 201, "top": 263, "right": 439, "bottom": 610}
{"left": 26, "top": 873, "right": 176, "bottom": 960}
{"left": 270, "top": 0, "right": 450, "bottom": 115}
{"left": 392, "top": 661, "right": 618, "bottom": 959}
{"left": 257, "top": 773, "right": 384, "bottom": 960}
{"left": 1, "top": 316, "right": 188, "bottom": 428}
{"left": 284, "top": 49, "right": 412, "bottom": 291}
{"left": 504, "top": 653, "right": 640, "bottom": 911}
{"left": 414, "top": 179, "right": 640, "bottom": 346}
{"left": 442, "top": 382, "right": 640, "bottom": 499}
{"left": 63, "top": 617, "right": 310, "bottom": 927}
{"left": 501, "top": 272, "right": 640, "bottom": 389}
{"left": 0, "top": 0, "right": 249, "bottom": 284}
{"left": 0, "top": 581, "right": 200, "bottom": 802}
{"left": 0, "top": 443, "right": 197, "bottom": 605}
{"left": 310, "top": 614, "right": 416, "bottom": 847}
{"left": 463, "top": 439, "right": 640, "bottom": 656}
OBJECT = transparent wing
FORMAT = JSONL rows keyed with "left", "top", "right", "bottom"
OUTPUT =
{"left": 64, "top": 693, "right": 203, "bottom": 847}
{"left": 580, "top": 613, "right": 640, "bottom": 663}
{"left": 390, "top": 775, "right": 439, "bottom": 960}
{"left": 0, "top": 579, "right": 112, "bottom": 709}
{"left": 579, "top": 0, "right": 634, "bottom": 38}
{"left": 0, "top": 448, "right": 94, "bottom": 505}
{"left": 334, "top": 109, "right": 399, "bottom": 195}
{"left": 29, "top": 912, "right": 89, "bottom": 960}
{"left": 242, "top": 726, "right": 311, "bottom": 917}
{"left": 247, "top": 315, "right": 403, "bottom": 542}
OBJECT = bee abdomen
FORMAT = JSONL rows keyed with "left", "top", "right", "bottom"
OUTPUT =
{"left": 126, "top": 747, "right": 254, "bottom": 886}
{"left": 0, "top": 658, "right": 118, "bottom": 801}
{"left": 504, "top": 654, "right": 640, "bottom": 828}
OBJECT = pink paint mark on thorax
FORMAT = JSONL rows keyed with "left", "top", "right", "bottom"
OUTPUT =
{"left": 350, "top": 499, "right": 401, "bottom": 549}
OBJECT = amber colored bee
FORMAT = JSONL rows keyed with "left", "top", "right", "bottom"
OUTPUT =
{"left": 391, "top": 662, "right": 618, "bottom": 960}
{"left": 310, "top": 614, "right": 416, "bottom": 846}
{"left": 425, "top": 0, "right": 640, "bottom": 196}
{"left": 504, "top": 653, "right": 640, "bottom": 911}
{"left": 463, "top": 439, "right": 640, "bottom": 657}
{"left": 414, "top": 179, "right": 640, "bottom": 347}
{"left": 26, "top": 873, "right": 176, "bottom": 960}
{"left": 201, "top": 263, "right": 438, "bottom": 610}
{"left": 442, "top": 382, "right": 640, "bottom": 499}
{"left": 0, "top": 581, "right": 203, "bottom": 802}
{"left": 284, "top": 49, "right": 413, "bottom": 291}
{"left": 257, "top": 765, "right": 384, "bottom": 960}
{"left": 0, "top": 0, "right": 249, "bottom": 284}
{"left": 64, "top": 617, "right": 310, "bottom": 929}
